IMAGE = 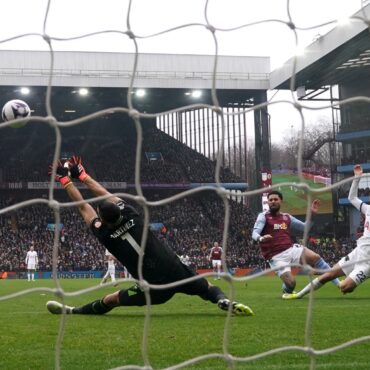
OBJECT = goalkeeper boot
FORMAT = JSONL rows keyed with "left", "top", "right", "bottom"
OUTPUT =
{"left": 282, "top": 293, "right": 300, "bottom": 300}
{"left": 217, "top": 298, "right": 255, "bottom": 316}
{"left": 46, "top": 300, "right": 74, "bottom": 314}
{"left": 282, "top": 283, "right": 297, "bottom": 294}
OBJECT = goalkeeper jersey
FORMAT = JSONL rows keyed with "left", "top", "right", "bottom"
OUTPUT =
{"left": 91, "top": 200, "right": 182, "bottom": 284}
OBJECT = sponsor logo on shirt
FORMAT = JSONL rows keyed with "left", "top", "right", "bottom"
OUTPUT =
{"left": 274, "top": 222, "right": 287, "bottom": 230}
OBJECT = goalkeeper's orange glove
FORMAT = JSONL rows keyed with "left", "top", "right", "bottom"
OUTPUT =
{"left": 68, "top": 155, "right": 89, "bottom": 182}
{"left": 48, "top": 160, "right": 72, "bottom": 188}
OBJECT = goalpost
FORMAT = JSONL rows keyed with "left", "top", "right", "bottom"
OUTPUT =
{"left": 313, "top": 175, "right": 331, "bottom": 187}
{"left": 1, "top": 1, "right": 370, "bottom": 369}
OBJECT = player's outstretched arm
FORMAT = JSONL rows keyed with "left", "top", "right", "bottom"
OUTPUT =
{"left": 348, "top": 164, "right": 363, "bottom": 212}
{"left": 49, "top": 160, "right": 97, "bottom": 226}
{"left": 68, "top": 155, "right": 121, "bottom": 204}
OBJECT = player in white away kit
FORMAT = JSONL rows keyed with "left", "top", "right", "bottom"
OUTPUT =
{"left": 209, "top": 242, "right": 223, "bottom": 280}
{"left": 284, "top": 164, "right": 370, "bottom": 299}
{"left": 26, "top": 245, "right": 38, "bottom": 282}
{"left": 100, "top": 249, "right": 117, "bottom": 285}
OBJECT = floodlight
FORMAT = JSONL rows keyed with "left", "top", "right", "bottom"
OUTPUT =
{"left": 78, "top": 88, "right": 89, "bottom": 96}
{"left": 20, "top": 87, "right": 30, "bottom": 95}
{"left": 191, "top": 90, "right": 202, "bottom": 98}
{"left": 136, "top": 89, "right": 146, "bottom": 97}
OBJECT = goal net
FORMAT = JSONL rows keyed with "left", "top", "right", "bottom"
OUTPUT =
{"left": 1, "top": 1, "right": 370, "bottom": 369}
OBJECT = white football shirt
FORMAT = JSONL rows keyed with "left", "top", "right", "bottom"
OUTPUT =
{"left": 26, "top": 250, "right": 38, "bottom": 264}
{"left": 348, "top": 177, "right": 370, "bottom": 238}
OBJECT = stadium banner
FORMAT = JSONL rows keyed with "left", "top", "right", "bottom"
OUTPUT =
{"left": 27, "top": 181, "right": 127, "bottom": 189}
{"left": 190, "top": 183, "right": 248, "bottom": 190}
{"left": 2, "top": 181, "right": 247, "bottom": 190}
{"left": 127, "top": 183, "right": 190, "bottom": 189}
{"left": 41, "top": 271, "right": 102, "bottom": 279}
{"left": 3, "top": 182, "right": 23, "bottom": 189}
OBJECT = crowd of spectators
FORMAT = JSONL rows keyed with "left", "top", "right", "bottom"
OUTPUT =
{"left": 0, "top": 123, "right": 243, "bottom": 184}
{"left": 0, "top": 192, "right": 264, "bottom": 272}
{"left": 0, "top": 202, "right": 106, "bottom": 272}
{"left": 0, "top": 190, "right": 360, "bottom": 276}
{"left": 306, "top": 236, "right": 357, "bottom": 267}
{"left": 0, "top": 122, "right": 361, "bottom": 277}
{"left": 338, "top": 186, "right": 370, "bottom": 198}
{"left": 302, "top": 166, "right": 330, "bottom": 177}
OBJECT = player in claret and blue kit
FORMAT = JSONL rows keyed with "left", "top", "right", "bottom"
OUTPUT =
{"left": 46, "top": 156, "right": 254, "bottom": 317}
{"left": 252, "top": 190, "right": 340, "bottom": 297}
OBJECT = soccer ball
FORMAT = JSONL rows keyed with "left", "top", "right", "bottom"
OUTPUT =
{"left": 1, "top": 99, "right": 31, "bottom": 128}
{"left": 63, "top": 160, "right": 71, "bottom": 177}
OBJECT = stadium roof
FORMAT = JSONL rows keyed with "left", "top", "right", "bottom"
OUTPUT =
{"left": 270, "top": 4, "right": 370, "bottom": 90}
{"left": 0, "top": 51, "right": 269, "bottom": 90}
{"left": 0, "top": 51, "right": 272, "bottom": 112}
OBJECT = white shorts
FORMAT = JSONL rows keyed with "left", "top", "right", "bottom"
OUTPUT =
{"left": 27, "top": 263, "right": 36, "bottom": 270}
{"left": 268, "top": 244, "right": 304, "bottom": 277}
{"left": 212, "top": 260, "right": 221, "bottom": 268}
{"left": 338, "top": 237, "right": 370, "bottom": 286}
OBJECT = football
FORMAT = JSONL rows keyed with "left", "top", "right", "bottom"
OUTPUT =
{"left": 1, "top": 99, "right": 31, "bottom": 128}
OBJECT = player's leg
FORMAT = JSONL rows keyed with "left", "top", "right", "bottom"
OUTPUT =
{"left": 174, "top": 263, "right": 254, "bottom": 316}
{"left": 268, "top": 247, "right": 298, "bottom": 294}
{"left": 269, "top": 252, "right": 296, "bottom": 293}
{"left": 217, "top": 261, "right": 221, "bottom": 280}
{"left": 280, "top": 271, "right": 296, "bottom": 294}
{"left": 100, "top": 270, "right": 109, "bottom": 285}
{"left": 339, "top": 240, "right": 370, "bottom": 294}
{"left": 47, "top": 284, "right": 176, "bottom": 315}
{"left": 301, "top": 247, "right": 340, "bottom": 287}
{"left": 31, "top": 268, "right": 35, "bottom": 281}
{"left": 200, "top": 281, "right": 254, "bottom": 316}
{"left": 27, "top": 269, "right": 31, "bottom": 282}
{"left": 283, "top": 264, "right": 345, "bottom": 299}
{"left": 340, "top": 262, "right": 370, "bottom": 294}
{"left": 283, "top": 247, "right": 366, "bottom": 299}
{"left": 212, "top": 260, "right": 217, "bottom": 280}
{"left": 110, "top": 269, "right": 116, "bottom": 284}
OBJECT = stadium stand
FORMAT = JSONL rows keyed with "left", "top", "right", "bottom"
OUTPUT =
{"left": 0, "top": 120, "right": 255, "bottom": 274}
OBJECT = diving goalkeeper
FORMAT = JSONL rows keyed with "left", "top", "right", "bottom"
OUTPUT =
{"left": 46, "top": 156, "right": 254, "bottom": 317}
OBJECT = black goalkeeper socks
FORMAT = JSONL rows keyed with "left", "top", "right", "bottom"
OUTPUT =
{"left": 72, "top": 299, "right": 113, "bottom": 315}
{"left": 201, "top": 285, "right": 226, "bottom": 304}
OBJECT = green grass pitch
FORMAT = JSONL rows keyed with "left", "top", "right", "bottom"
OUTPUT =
{"left": 1, "top": 277, "right": 370, "bottom": 370}
{"left": 273, "top": 173, "right": 333, "bottom": 215}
